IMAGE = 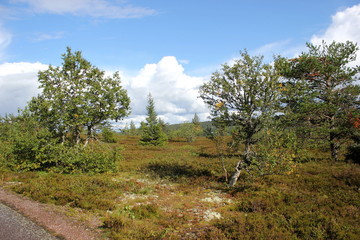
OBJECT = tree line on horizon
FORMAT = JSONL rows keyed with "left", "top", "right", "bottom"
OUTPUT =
{"left": 0, "top": 41, "right": 359, "bottom": 186}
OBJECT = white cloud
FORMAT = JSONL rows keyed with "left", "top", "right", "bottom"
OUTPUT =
{"left": 11, "top": 0, "right": 156, "bottom": 18}
{"left": 0, "top": 62, "right": 47, "bottom": 115}
{"left": 107, "top": 4, "right": 360, "bottom": 128}
{"left": 311, "top": 4, "right": 360, "bottom": 45}
{"left": 32, "top": 31, "right": 65, "bottom": 41}
{"left": 252, "top": 4, "right": 360, "bottom": 64}
{"left": 253, "top": 40, "right": 291, "bottom": 56}
{"left": 121, "top": 56, "right": 209, "bottom": 127}
{"left": 0, "top": 58, "right": 210, "bottom": 125}
{"left": 252, "top": 39, "right": 306, "bottom": 63}
{"left": 311, "top": 4, "right": 360, "bottom": 66}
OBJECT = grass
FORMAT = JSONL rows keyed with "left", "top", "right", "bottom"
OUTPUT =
{"left": 1, "top": 136, "right": 359, "bottom": 239}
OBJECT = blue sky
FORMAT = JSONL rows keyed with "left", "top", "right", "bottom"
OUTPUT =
{"left": 1, "top": 0, "right": 360, "bottom": 127}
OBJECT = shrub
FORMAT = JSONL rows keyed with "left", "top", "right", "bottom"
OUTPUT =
{"left": 139, "top": 124, "right": 168, "bottom": 146}
{"left": 12, "top": 173, "right": 123, "bottom": 210}
{"left": 45, "top": 143, "right": 122, "bottom": 174}
{"left": 345, "top": 143, "right": 360, "bottom": 164}
{"left": 0, "top": 113, "right": 122, "bottom": 174}
{"left": 0, "top": 114, "right": 55, "bottom": 171}
{"left": 102, "top": 204, "right": 164, "bottom": 239}
{"left": 102, "top": 127, "right": 117, "bottom": 143}
{"left": 249, "top": 129, "right": 297, "bottom": 176}
{"left": 131, "top": 204, "right": 160, "bottom": 219}
{"left": 3, "top": 134, "right": 121, "bottom": 174}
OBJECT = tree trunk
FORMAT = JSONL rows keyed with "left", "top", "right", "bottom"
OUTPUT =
{"left": 229, "top": 160, "right": 242, "bottom": 187}
{"left": 220, "top": 155, "right": 228, "bottom": 182}
{"left": 72, "top": 126, "right": 81, "bottom": 145}
{"left": 329, "top": 117, "right": 339, "bottom": 161}
{"left": 229, "top": 139, "right": 251, "bottom": 187}
{"left": 330, "top": 133, "right": 339, "bottom": 161}
{"left": 84, "top": 125, "right": 96, "bottom": 147}
{"left": 75, "top": 127, "right": 81, "bottom": 145}
{"left": 61, "top": 134, "right": 66, "bottom": 145}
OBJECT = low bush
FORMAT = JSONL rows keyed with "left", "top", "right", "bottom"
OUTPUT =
{"left": 345, "top": 143, "right": 360, "bottom": 164}
{"left": 0, "top": 114, "right": 122, "bottom": 174}
{"left": 11, "top": 173, "right": 128, "bottom": 210}
{"left": 102, "top": 204, "right": 164, "bottom": 239}
{"left": 7, "top": 142, "right": 122, "bottom": 174}
{"left": 147, "top": 161, "right": 213, "bottom": 181}
{"left": 102, "top": 127, "right": 117, "bottom": 143}
{"left": 46, "top": 143, "right": 122, "bottom": 174}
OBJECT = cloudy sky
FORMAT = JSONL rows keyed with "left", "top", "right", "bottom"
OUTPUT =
{"left": 0, "top": 0, "right": 360, "bottom": 128}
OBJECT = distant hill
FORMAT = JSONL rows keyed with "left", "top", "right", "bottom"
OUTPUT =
{"left": 165, "top": 121, "right": 213, "bottom": 132}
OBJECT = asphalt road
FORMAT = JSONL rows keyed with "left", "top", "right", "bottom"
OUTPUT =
{"left": 0, "top": 202, "right": 58, "bottom": 240}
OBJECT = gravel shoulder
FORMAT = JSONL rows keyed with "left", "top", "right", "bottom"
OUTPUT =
{"left": 0, "top": 187, "right": 103, "bottom": 240}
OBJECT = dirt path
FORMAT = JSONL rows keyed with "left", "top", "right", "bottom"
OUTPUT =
{"left": 0, "top": 187, "right": 104, "bottom": 240}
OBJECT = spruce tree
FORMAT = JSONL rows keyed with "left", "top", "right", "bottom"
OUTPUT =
{"left": 129, "top": 120, "right": 137, "bottom": 136}
{"left": 192, "top": 113, "right": 202, "bottom": 136}
{"left": 192, "top": 113, "right": 200, "bottom": 126}
{"left": 139, "top": 94, "right": 168, "bottom": 146}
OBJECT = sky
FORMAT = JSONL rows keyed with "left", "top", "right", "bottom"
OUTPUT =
{"left": 0, "top": 0, "right": 360, "bottom": 128}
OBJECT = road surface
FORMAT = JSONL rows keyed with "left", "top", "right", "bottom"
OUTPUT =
{"left": 0, "top": 202, "right": 58, "bottom": 240}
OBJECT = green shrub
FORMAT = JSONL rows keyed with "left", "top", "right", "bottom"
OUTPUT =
{"left": 250, "top": 129, "right": 297, "bottom": 176}
{"left": 131, "top": 204, "right": 160, "bottom": 219}
{"left": 0, "top": 115, "right": 55, "bottom": 171}
{"left": 102, "top": 127, "right": 117, "bottom": 143}
{"left": 0, "top": 141, "right": 13, "bottom": 169}
{"left": 139, "top": 124, "right": 168, "bottom": 146}
{"left": 102, "top": 204, "right": 163, "bottom": 239}
{"left": 346, "top": 143, "right": 360, "bottom": 164}
{"left": 46, "top": 143, "right": 122, "bottom": 174}
{"left": 103, "top": 212, "right": 128, "bottom": 232}
{"left": 147, "top": 161, "right": 212, "bottom": 181}
{"left": 290, "top": 212, "right": 347, "bottom": 239}
{"left": 0, "top": 113, "right": 122, "bottom": 174}
{"left": 4, "top": 138, "right": 121, "bottom": 174}
{"left": 12, "top": 173, "right": 124, "bottom": 210}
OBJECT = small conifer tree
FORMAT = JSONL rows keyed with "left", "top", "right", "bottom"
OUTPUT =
{"left": 129, "top": 120, "right": 137, "bottom": 136}
{"left": 139, "top": 94, "right": 168, "bottom": 146}
{"left": 192, "top": 113, "right": 203, "bottom": 136}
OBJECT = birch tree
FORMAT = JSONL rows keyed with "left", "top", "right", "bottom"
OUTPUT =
{"left": 199, "top": 50, "right": 280, "bottom": 186}
{"left": 29, "top": 47, "right": 130, "bottom": 146}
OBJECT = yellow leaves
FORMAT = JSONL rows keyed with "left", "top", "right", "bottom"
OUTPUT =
{"left": 285, "top": 167, "right": 295, "bottom": 175}
{"left": 257, "top": 145, "right": 297, "bottom": 176}
{"left": 278, "top": 82, "right": 288, "bottom": 92}
{"left": 215, "top": 101, "right": 224, "bottom": 109}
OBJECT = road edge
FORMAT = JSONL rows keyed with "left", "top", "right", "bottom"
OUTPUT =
{"left": 0, "top": 187, "right": 103, "bottom": 240}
